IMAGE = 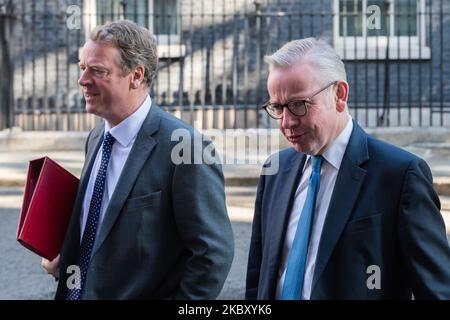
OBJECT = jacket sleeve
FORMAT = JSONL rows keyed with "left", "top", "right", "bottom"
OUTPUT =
{"left": 171, "top": 138, "right": 234, "bottom": 299}
{"left": 398, "top": 158, "right": 450, "bottom": 299}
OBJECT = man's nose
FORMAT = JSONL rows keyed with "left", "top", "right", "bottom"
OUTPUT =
{"left": 78, "top": 70, "right": 92, "bottom": 87}
{"left": 280, "top": 107, "right": 299, "bottom": 129}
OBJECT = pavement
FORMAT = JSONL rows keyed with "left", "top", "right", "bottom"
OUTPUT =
{"left": 1, "top": 147, "right": 448, "bottom": 225}
{"left": 0, "top": 128, "right": 449, "bottom": 225}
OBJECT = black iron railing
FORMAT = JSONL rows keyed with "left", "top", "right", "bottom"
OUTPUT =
{"left": 4, "top": 0, "right": 450, "bottom": 130}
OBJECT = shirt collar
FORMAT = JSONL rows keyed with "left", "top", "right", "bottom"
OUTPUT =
{"left": 303, "top": 116, "right": 353, "bottom": 172}
{"left": 104, "top": 95, "right": 152, "bottom": 147}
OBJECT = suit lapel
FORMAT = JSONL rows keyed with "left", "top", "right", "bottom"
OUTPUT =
{"left": 266, "top": 152, "right": 306, "bottom": 298}
{"left": 311, "top": 122, "right": 369, "bottom": 294}
{"left": 91, "top": 104, "right": 161, "bottom": 257}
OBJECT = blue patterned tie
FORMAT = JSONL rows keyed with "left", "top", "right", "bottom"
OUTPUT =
{"left": 281, "top": 155, "right": 323, "bottom": 300}
{"left": 66, "top": 132, "right": 115, "bottom": 300}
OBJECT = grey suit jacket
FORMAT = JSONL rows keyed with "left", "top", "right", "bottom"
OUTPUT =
{"left": 55, "top": 103, "right": 234, "bottom": 299}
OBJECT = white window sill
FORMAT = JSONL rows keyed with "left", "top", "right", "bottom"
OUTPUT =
{"left": 334, "top": 38, "right": 431, "bottom": 60}
{"left": 78, "top": 44, "right": 186, "bottom": 60}
{"left": 158, "top": 44, "right": 186, "bottom": 59}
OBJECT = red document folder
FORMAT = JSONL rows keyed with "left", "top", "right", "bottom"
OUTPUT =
{"left": 16, "top": 157, "right": 79, "bottom": 260}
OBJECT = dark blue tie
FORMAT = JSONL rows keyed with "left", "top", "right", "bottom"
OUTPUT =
{"left": 66, "top": 132, "right": 115, "bottom": 300}
{"left": 281, "top": 155, "right": 323, "bottom": 300}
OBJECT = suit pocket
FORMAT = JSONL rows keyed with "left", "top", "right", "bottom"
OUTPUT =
{"left": 344, "top": 213, "right": 382, "bottom": 234}
{"left": 125, "top": 191, "right": 162, "bottom": 211}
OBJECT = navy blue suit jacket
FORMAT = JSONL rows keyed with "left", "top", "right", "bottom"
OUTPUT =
{"left": 246, "top": 121, "right": 450, "bottom": 299}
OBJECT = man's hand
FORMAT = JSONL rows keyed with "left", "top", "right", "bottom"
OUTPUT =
{"left": 42, "top": 254, "right": 60, "bottom": 280}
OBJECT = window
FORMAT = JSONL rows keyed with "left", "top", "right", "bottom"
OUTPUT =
{"left": 83, "top": 0, "right": 185, "bottom": 58}
{"left": 333, "top": 0, "right": 430, "bottom": 59}
{"left": 152, "top": 0, "right": 179, "bottom": 43}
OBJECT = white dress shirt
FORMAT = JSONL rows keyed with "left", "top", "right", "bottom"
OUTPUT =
{"left": 80, "top": 95, "right": 152, "bottom": 239}
{"left": 276, "top": 117, "right": 353, "bottom": 300}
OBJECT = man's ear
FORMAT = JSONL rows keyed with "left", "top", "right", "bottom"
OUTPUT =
{"left": 335, "top": 81, "right": 349, "bottom": 112}
{"left": 130, "top": 65, "right": 145, "bottom": 89}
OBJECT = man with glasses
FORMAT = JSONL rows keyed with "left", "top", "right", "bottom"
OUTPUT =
{"left": 246, "top": 38, "right": 450, "bottom": 300}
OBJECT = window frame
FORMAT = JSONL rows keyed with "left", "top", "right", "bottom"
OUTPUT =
{"left": 333, "top": 0, "right": 430, "bottom": 60}
{"left": 82, "top": 0, "right": 185, "bottom": 58}
{"left": 83, "top": 0, "right": 181, "bottom": 44}
{"left": 148, "top": 0, "right": 181, "bottom": 45}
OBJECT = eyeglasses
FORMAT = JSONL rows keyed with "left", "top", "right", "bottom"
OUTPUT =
{"left": 262, "top": 81, "right": 338, "bottom": 119}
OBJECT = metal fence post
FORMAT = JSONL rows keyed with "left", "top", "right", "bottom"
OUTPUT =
{"left": 0, "top": 1, "right": 16, "bottom": 130}
{"left": 254, "top": 0, "right": 262, "bottom": 129}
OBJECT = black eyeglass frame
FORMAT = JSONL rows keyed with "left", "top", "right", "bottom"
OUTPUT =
{"left": 262, "top": 81, "right": 338, "bottom": 119}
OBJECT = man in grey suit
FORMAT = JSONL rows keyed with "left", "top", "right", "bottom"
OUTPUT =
{"left": 41, "top": 20, "right": 234, "bottom": 299}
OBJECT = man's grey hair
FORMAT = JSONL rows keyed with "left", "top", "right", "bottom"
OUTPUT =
{"left": 90, "top": 20, "right": 158, "bottom": 88}
{"left": 264, "top": 38, "right": 347, "bottom": 86}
